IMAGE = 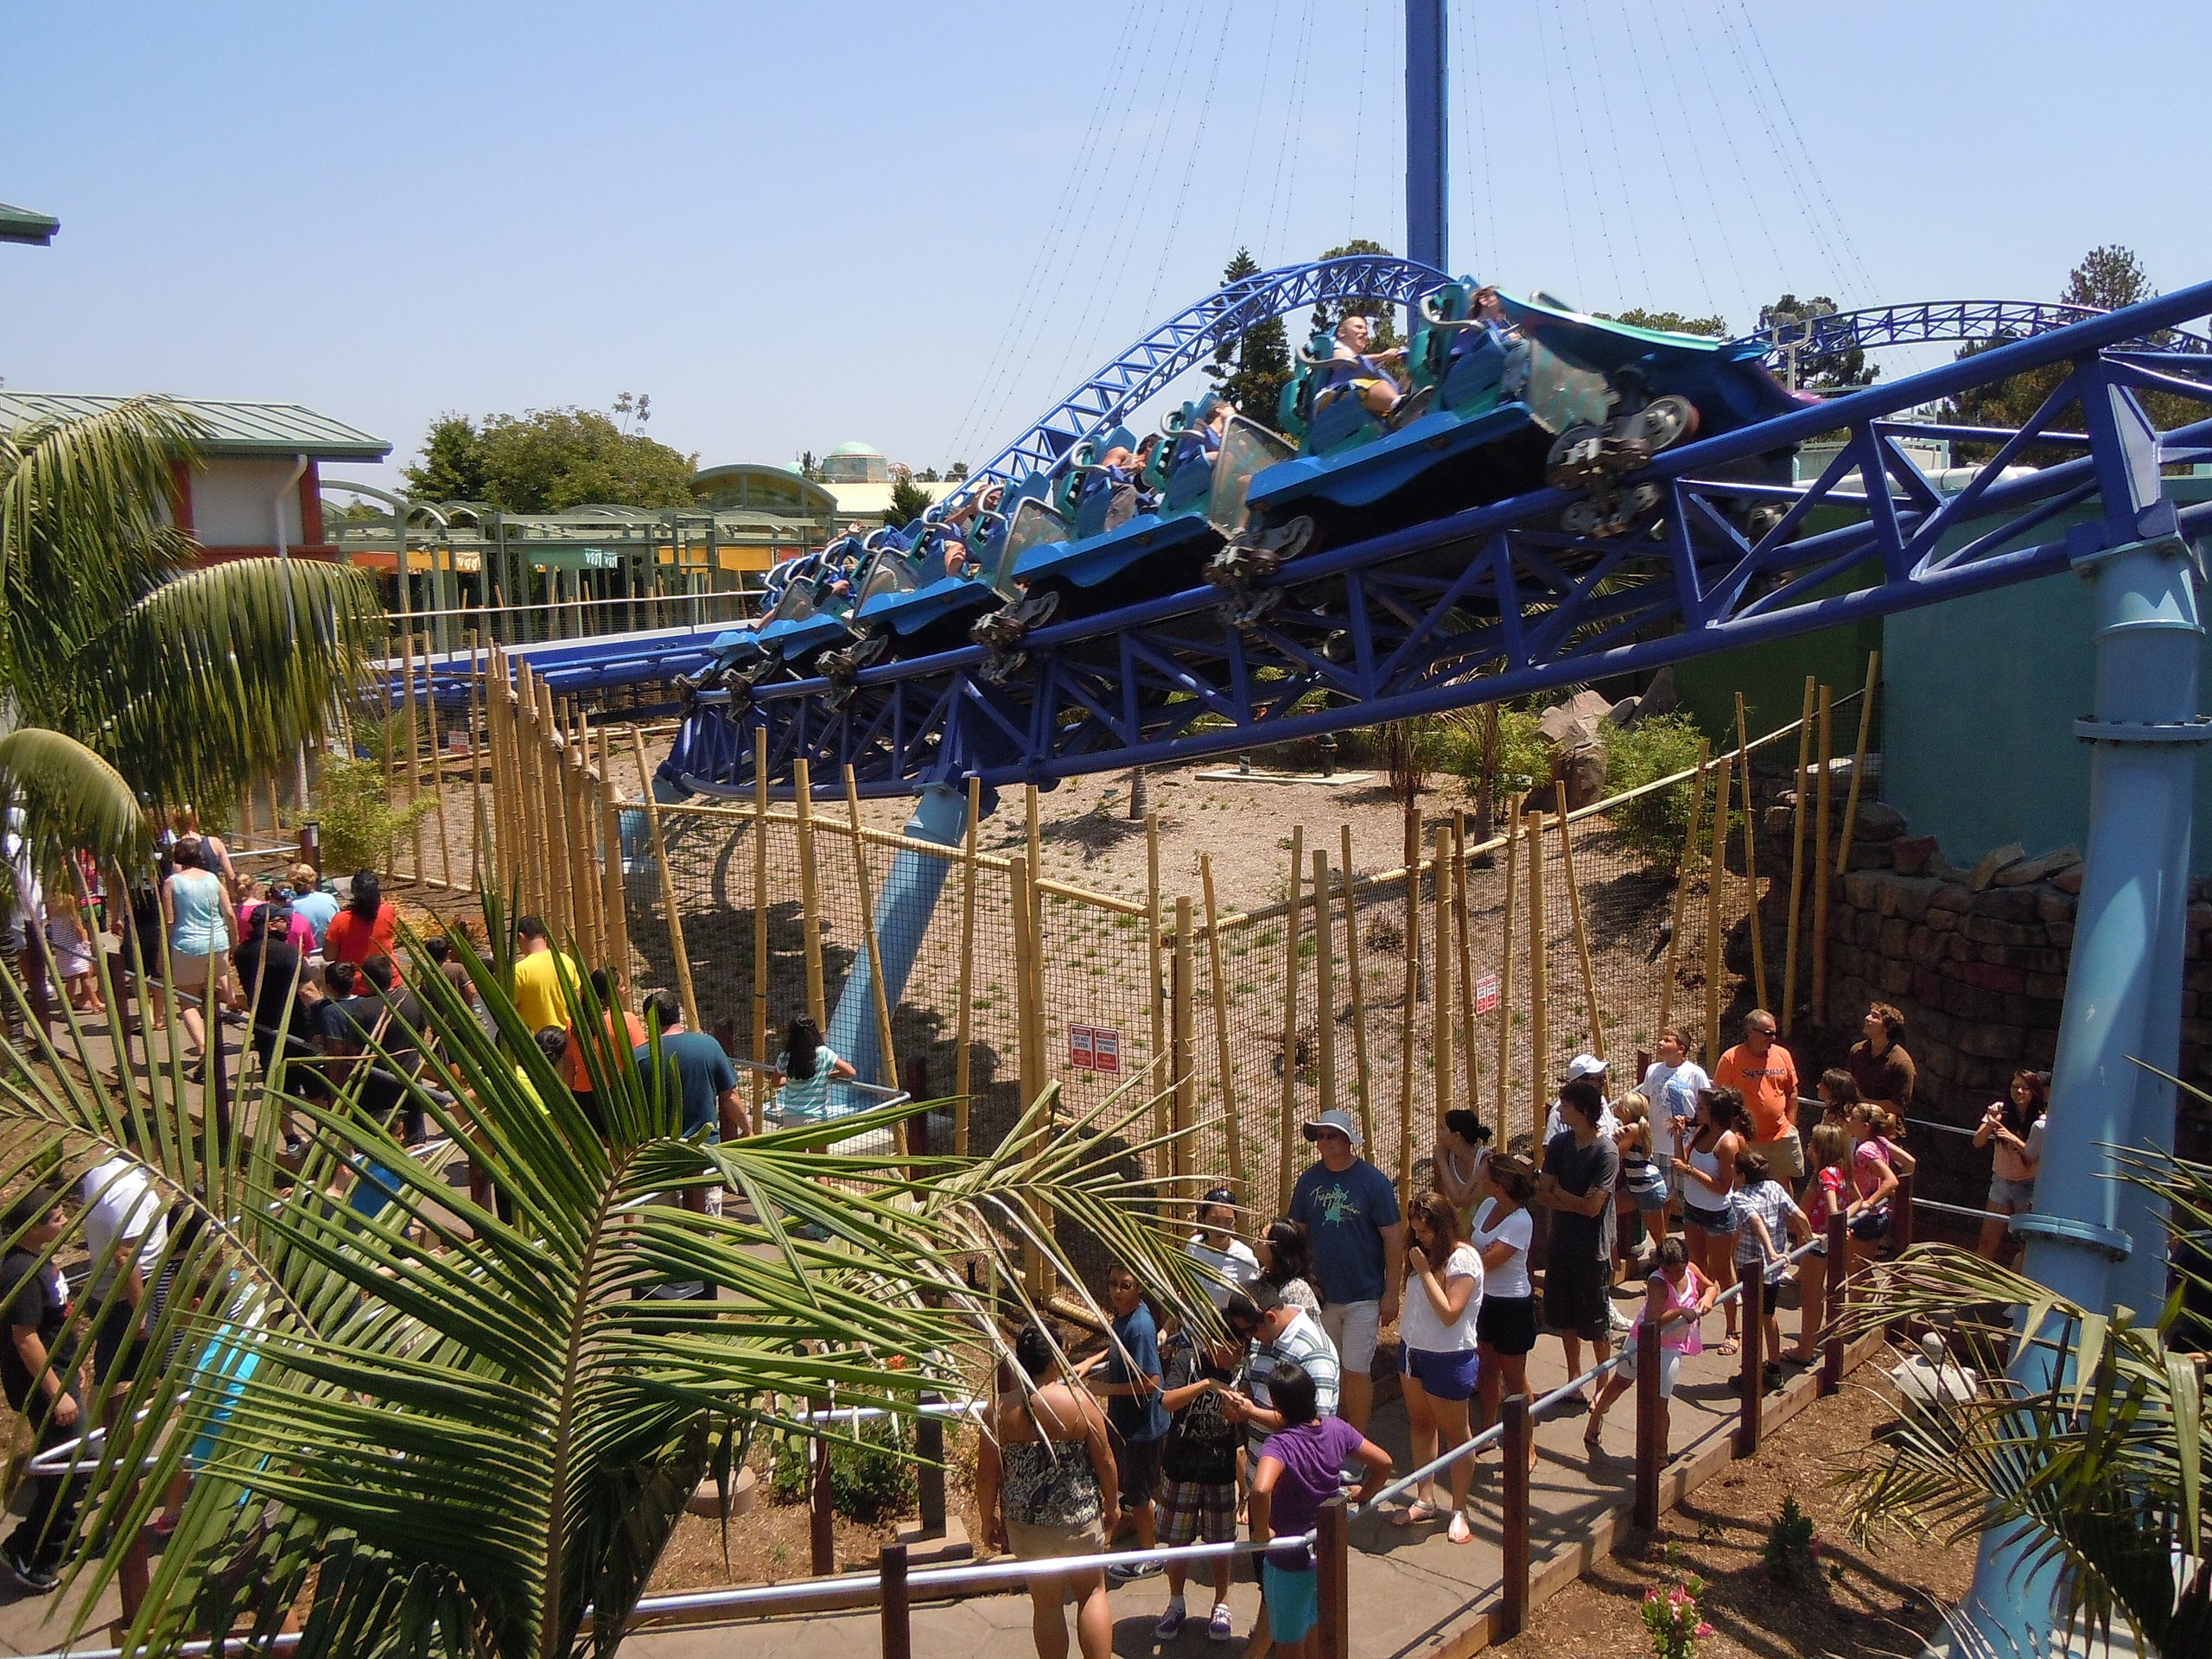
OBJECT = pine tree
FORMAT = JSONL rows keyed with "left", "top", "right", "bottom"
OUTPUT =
{"left": 1214, "top": 248, "right": 1293, "bottom": 428}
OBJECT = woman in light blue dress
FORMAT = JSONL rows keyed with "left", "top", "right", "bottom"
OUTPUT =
{"left": 770, "top": 1015, "right": 855, "bottom": 1125}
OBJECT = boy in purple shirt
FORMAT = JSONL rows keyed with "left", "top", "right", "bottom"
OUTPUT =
{"left": 1247, "top": 1361, "right": 1391, "bottom": 1657}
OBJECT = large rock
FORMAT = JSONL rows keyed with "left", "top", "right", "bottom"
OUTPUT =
{"left": 1891, "top": 835, "right": 1940, "bottom": 876}
{"left": 1557, "top": 744, "right": 1608, "bottom": 810}
{"left": 1994, "top": 845, "right": 2082, "bottom": 887}
{"left": 1967, "top": 842, "right": 2028, "bottom": 892}
{"left": 1607, "top": 666, "right": 1678, "bottom": 728}
{"left": 1537, "top": 689, "right": 1617, "bottom": 755}
{"left": 1846, "top": 799, "right": 1909, "bottom": 842}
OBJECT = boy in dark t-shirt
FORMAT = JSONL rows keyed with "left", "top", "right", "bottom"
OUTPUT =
{"left": 1, "top": 1189, "right": 83, "bottom": 1592}
{"left": 1151, "top": 1318, "right": 1243, "bottom": 1643}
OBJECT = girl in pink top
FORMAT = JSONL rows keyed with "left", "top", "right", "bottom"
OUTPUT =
{"left": 1788, "top": 1118, "right": 1853, "bottom": 1363}
{"left": 1585, "top": 1238, "right": 1715, "bottom": 1456}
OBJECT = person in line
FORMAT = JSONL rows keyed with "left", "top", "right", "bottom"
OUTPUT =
{"left": 1, "top": 1189, "right": 83, "bottom": 1593}
{"left": 283, "top": 863, "right": 340, "bottom": 953}
{"left": 1714, "top": 1009, "right": 1803, "bottom": 1184}
{"left": 1974, "top": 1069, "right": 2048, "bottom": 1262}
{"left": 1219, "top": 1283, "right": 1340, "bottom": 1458}
{"left": 635, "top": 988, "right": 749, "bottom": 1154}
{"left": 1390, "top": 1192, "right": 1482, "bottom": 1544}
{"left": 335, "top": 955, "right": 429, "bottom": 1147}
{"left": 1185, "top": 1186, "right": 1260, "bottom": 1310}
{"left": 1430, "top": 1108, "right": 1493, "bottom": 1233}
{"left": 236, "top": 875, "right": 314, "bottom": 954}
{"left": 169, "top": 808, "right": 235, "bottom": 886}
{"left": 1150, "top": 1313, "right": 1243, "bottom": 1643}
{"left": 1786, "top": 1120, "right": 1853, "bottom": 1363}
{"left": 1245, "top": 1362, "right": 1392, "bottom": 1659}
{"left": 235, "top": 904, "right": 308, "bottom": 1144}
{"left": 322, "top": 870, "right": 402, "bottom": 974}
{"left": 1611, "top": 1090, "right": 1671, "bottom": 1262}
{"left": 160, "top": 837, "right": 237, "bottom": 1061}
{"left": 1731, "top": 1150, "right": 1810, "bottom": 1391}
{"left": 1845, "top": 1102, "right": 1910, "bottom": 1274}
{"left": 1537, "top": 1078, "right": 1620, "bottom": 1403}
{"left": 1673, "top": 1085, "right": 1746, "bottom": 1353}
{"left": 45, "top": 892, "right": 102, "bottom": 1014}
{"left": 1084, "top": 1264, "right": 1168, "bottom": 1580}
{"left": 1288, "top": 1108, "right": 1402, "bottom": 1433}
{"left": 1585, "top": 1237, "right": 1715, "bottom": 1457}
{"left": 1847, "top": 1002, "right": 1916, "bottom": 1119}
{"left": 1471, "top": 1154, "right": 1540, "bottom": 1472}
{"left": 564, "top": 969, "right": 646, "bottom": 1137}
{"left": 769, "top": 1014, "right": 855, "bottom": 1126}
{"left": 1638, "top": 1026, "right": 1707, "bottom": 1217}
{"left": 509, "top": 916, "right": 576, "bottom": 1034}
{"left": 1541, "top": 1053, "right": 1619, "bottom": 1149}
{"left": 1253, "top": 1217, "right": 1321, "bottom": 1317}
{"left": 975, "top": 1324, "right": 1119, "bottom": 1659}
{"left": 79, "top": 1140, "right": 166, "bottom": 1386}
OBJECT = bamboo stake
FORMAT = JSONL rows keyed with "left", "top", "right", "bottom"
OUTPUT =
{"left": 1432, "top": 824, "right": 1453, "bottom": 1135}
{"left": 1492, "top": 796, "right": 1521, "bottom": 1129}
{"left": 1780, "top": 676, "right": 1817, "bottom": 1037}
{"left": 843, "top": 768, "right": 899, "bottom": 1088}
{"left": 1275, "top": 824, "right": 1305, "bottom": 1214}
{"left": 1336, "top": 824, "right": 1373, "bottom": 1159}
{"left": 379, "top": 640, "right": 398, "bottom": 876}
{"left": 524, "top": 673, "right": 558, "bottom": 930}
{"left": 1451, "top": 811, "right": 1478, "bottom": 1111}
{"left": 794, "top": 758, "right": 827, "bottom": 1031}
{"left": 1655, "top": 742, "right": 1710, "bottom": 1041}
{"left": 536, "top": 678, "right": 574, "bottom": 939}
{"left": 1007, "top": 854, "right": 1048, "bottom": 1298}
{"left": 423, "top": 639, "right": 455, "bottom": 891}
{"left": 1311, "top": 849, "right": 1338, "bottom": 1122}
{"left": 1199, "top": 853, "right": 1243, "bottom": 1185}
{"left": 752, "top": 728, "right": 772, "bottom": 1119}
{"left": 1703, "top": 746, "right": 1731, "bottom": 1071}
{"left": 564, "top": 712, "right": 603, "bottom": 960}
{"left": 1526, "top": 805, "right": 1548, "bottom": 1149}
{"left": 467, "top": 634, "right": 486, "bottom": 893}
{"left": 401, "top": 630, "right": 425, "bottom": 880}
{"left": 1396, "top": 796, "right": 1421, "bottom": 1198}
{"left": 1813, "top": 685, "right": 1836, "bottom": 1027}
{"left": 1735, "top": 691, "right": 1769, "bottom": 1014}
{"left": 954, "top": 774, "right": 980, "bottom": 1154}
{"left": 595, "top": 728, "right": 628, "bottom": 994}
{"left": 481, "top": 645, "right": 506, "bottom": 902}
{"left": 631, "top": 728, "right": 698, "bottom": 1030}
{"left": 1147, "top": 809, "right": 1167, "bottom": 1151}
{"left": 1554, "top": 779, "right": 1606, "bottom": 1062}
{"left": 1173, "top": 894, "right": 1195, "bottom": 1197}
{"left": 1834, "top": 651, "right": 1882, "bottom": 878}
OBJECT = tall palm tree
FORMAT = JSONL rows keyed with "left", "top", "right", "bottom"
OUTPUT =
{"left": 0, "top": 919, "right": 1205, "bottom": 1659}
{"left": 1838, "top": 1144, "right": 2212, "bottom": 1656}
{"left": 0, "top": 397, "right": 377, "bottom": 856}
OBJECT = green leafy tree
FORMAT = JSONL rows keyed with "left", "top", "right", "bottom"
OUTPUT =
{"left": 0, "top": 918, "right": 1211, "bottom": 1657}
{"left": 404, "top": 414, "right": 491, "bottom": 502}
{"left": 1214, "top": 247, "right": 1293, "bottom": 425}
{"left": 0, "top": 397, "right": 376, "bottom": 857}
{"left": 1753, "top": 295, "right": 1877, "bottom": 391}
{"left": 885, "top": 465, "right": 935, "bottom": 527}
{"left": 1603, "top": 307, "right": 1729, "bottom": 339}
{"left": 406, "top": 407, "right": 698, "bottom": 512}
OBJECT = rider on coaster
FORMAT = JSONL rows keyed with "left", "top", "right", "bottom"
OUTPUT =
{"left": 938, "top": 483, "right": 1003, "bottom": 579}
{"left": 1326, "top": 314, "right": 1409, "bottom": 418}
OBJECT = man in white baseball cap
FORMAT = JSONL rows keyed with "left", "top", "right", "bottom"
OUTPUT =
{"left": 1288, "top": 1109, "right": 1403, "bottom": 1432}
{"left": 1542, "top": 1053, "right": 1619, "bottom": 1148}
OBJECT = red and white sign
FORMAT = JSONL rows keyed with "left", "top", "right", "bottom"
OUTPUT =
{"left": 1474, "top": 974, "right": 1502, "bottom": 1016}
{"left": 1068, "top": 1024, "right": 1122, "bottom": 1075}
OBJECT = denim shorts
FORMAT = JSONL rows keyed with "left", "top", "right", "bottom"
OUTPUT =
{"left": 1399, "top": 1344, "right": 1479, "bottom": 1401}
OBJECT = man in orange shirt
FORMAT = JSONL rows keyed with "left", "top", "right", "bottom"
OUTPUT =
{"left": 1713, "top": 1008, "right": 1802, "bottom": 1183}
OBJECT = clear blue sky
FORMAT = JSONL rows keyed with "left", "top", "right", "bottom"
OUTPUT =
{"left": 4, "top": 1, "right": 2208, "bottom": 498}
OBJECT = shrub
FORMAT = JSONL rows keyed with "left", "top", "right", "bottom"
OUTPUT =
{"left": 768, "top": 1414, "right": 916, "bottom": 1522}
{"left": 1640, "top": 1569, "right": 1713, "bottom": 1659}
{"left": 1763, "top": 1492, "right": 1820, "bottom": 1584}
{"left": 312, "top": 755, "right": 436, "bottom": 874}
{"left": 1412, "top": 707, "right": 1552, "bottom": 798}
{"left": 1604, "top": 712, "right": 1713, "bottom": 866}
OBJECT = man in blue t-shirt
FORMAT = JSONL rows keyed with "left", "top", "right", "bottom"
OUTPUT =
{"left": 633, "top": 992, "right": 747, "bottom": 1214}
{"left": 1288, "top": 1109, "right": 1404, "bottom": 1431}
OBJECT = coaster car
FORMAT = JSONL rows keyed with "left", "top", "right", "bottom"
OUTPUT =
{"left": 732, "top": 531, "right": 886, "bottom": 693}
{"left": 676, "top": 553, "right": 811, "bottom": 696}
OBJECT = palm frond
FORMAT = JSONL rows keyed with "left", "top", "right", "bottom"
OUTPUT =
{"left": 0, "top": 726, "right": 145, "bottom": 860}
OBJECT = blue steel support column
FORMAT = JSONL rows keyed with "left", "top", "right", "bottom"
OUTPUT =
{"left": 823, "top": 782, "right": 979, "bottom": 1106}
{"left": 1956, "top": 379, "right": 2209, "bottom": 1651}
{"left": 1404, "top": 0, "right": 1448, "bottom": 335}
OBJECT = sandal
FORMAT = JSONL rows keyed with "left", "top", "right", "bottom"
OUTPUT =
{"left": 1390, "top": 1501, "right": 1440, "bottom": 1529}
{"left": 1582, "top": 1413, "right": 1605, "bottom": 1447}
{"left": 1447, "top": 1511, "right": 1472, "bottom": 1545}
{"left": 1717, "top": 1335, "right": 1740, "bottom": 1356}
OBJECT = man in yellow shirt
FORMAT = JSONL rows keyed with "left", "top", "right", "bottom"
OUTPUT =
{"left": 511, "top": 916, "right": 579, "bottom": 1033}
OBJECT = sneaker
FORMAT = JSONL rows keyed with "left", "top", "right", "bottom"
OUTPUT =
{"left": 1607, "top": 1303, "right": 1635, "bottom": 1335}
{"left": 1154, "top": 1599, "right": 1187, "bottom": 1639}
{"left": 1108, "top": 1557, "right": 1163, "bottom": 1581}
{"left": 1208, "top": 1602, "right": 1236, "bottom": 1642}
{"left": 3, "top": 1546, "right": 58, "bottom": 1595}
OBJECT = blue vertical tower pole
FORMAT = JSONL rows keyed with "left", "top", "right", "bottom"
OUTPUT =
{"left": 1956, "top": 366, "right": 2208, "bottom": 1651}
{"left": 1404, "top": 0, "right": 1448, "bottom": 331}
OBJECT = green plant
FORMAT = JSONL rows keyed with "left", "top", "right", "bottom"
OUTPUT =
{"left": 1604, "top": 712, "right": 1713, "bottom": 865}
{"left": 1640, "top": 1569, "right": 1713, "bottom": 1659}
{"left": 313, "top": 753, "right": 436, "bottom": 873}
{"left": 769, "top": 1414, "right": 917, "bottom": 1521}
{"left": 1763, "top": 1493, "right": 1819, "bottom": 1583}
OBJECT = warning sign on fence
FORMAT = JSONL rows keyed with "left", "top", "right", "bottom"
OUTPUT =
{"left": 1069, "top": 1025, "right": 1122, "bottom": 1075}
{"left": 1474, "top": 974, "right": 1501, "bottom": 1015}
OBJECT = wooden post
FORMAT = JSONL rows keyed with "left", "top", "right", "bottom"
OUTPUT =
{"left": 810, "top": 1414, "right": 835, "bottom": 1575}
{"left": 843, "top": 767, "right": 899, "bottom": 1088}
{"left": 1493, "top": 796, "right": 1520, "bottom": 1128}
{"left": 1633, "top": 1317, "right": 1663, "bottom": 1529}
{"left": 1431, "top": 824, "right": 1453, "bottom": 1133}
{"left": 535, "top": 678, "right": 574, "bottom": 939}
{"left": 1734, "top": 692, "right": 1769, "bottom": 1012}
{"left": 1499, "top": 1395, "right": 1532, "bottom": 1637}
{"left": 916, "top": 1400, "right": 948, "bottom": 1536}
{"left": 752, "top": 728, "right": 772, "bottom": 1116}
{"left": 1147, "top": 808, "right": 1167, "bottom": 1149}
{"left": 1812, "top": 685, "right": 1835, "bottom": 1027}
{"left": 1554, "top": 780, "right": 1605, "bottom": 1062}
{"left": 1311, "top": 849, "right": 1338, "bottom": 1121}
{"left": 1703, "top": 748, "right": 1731, "bottom": 1071}
{"left": 1655, "top": 742, "right": 1709, "bottom": 1040}
{"left": 1337, "top": 825, "right": 1374, "bottom": 1159}
{"left": 401, "top": 630, "right": 425, "bottom": 880}
{"left": 563, "top": 715, "right": 604, "bottom": 961}
{"left": 423, "top": 639, "right": 456, "bottom": 891}
{"left": 1892, "top": 1166, "right": 1916, "bottom": 1252}
{"left": 1781, "top": 675, "right": 1817, "bottom": 1037}
{"left": 595, "top": 730, "right": 629, "bottom": 992}
{"left": 878, "top": 1543, "right": 912, "bottom": 1659}
{"left": 1316, "top": 1496, "right": 1351, "bottom": 1659}
{"left": 1008, "top": 856, "right": 1044, "bottom": 1119}
{"left": 1736, "top": 1258, "right": 1764, "bottom": 1457}
{"left": 1199, "top": 854, "right": 1243, "bottom": 1185}
{"left": 954, "top": 774, "right": 980, "bottom": 1154}
{"left": 632, "top": 728, "right": 699, "bottom": 1030}
{"left": 467, "top": 633, "right": 486, "bottom": 893}
{"left": 793, "top": 758, "right": 827, "bottom": 1031}
{"left": 1451, "top": 812, "right": 1479, "bottom": 1112}
{"left": 1173, "top": 894, "right": 1194, "bottom": 1194}
{"left": 1526, "top": 806, "right": 1548, "bottom": 1140}
{"left": 1396, "top": 798, "right": 1421, "bottom": 1197}
{"left": 1821, "top": 1208, "right": 1849, "bottom": 1396}
{"left": 1834, "top": 651, "right": 1882, "bottom": 878}
{"left": 1275, "top": 825, "right": 1305, "bottom": 1213}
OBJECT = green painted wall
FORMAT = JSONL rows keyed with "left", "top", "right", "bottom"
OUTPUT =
{"left": 1669, "top": 598, "right": 1882, "bottom": 744}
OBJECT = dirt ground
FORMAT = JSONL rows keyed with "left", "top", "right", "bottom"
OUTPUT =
{"left": 1486, "top": 1375, "right": 1974, "bottom": 1659}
